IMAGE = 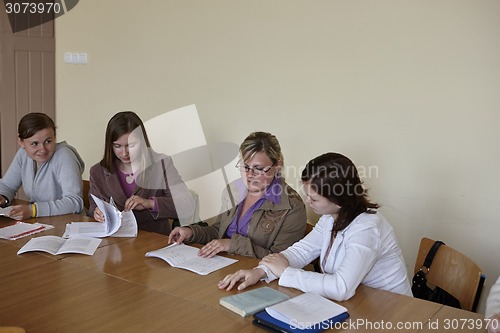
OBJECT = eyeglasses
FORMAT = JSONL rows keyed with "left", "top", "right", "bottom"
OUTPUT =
{"left": 236, "top": 162, "right": 275, "bottom": 175}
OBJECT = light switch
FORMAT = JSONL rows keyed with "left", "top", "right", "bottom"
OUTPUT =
{"left": 71, "top": 53, "right": 79, "bottom": 64}
{"left": 78, "top": 53, "right": 88, "bottom": 64}
{"left": 64, "top": 52, "right": 88, "bottom": 64}
{"left": 64, "top": 52, "right": 72, "bottom": 63}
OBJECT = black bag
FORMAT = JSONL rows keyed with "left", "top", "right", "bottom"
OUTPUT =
{"left": 411, "top": 240, "right": 461, "bottom": 309}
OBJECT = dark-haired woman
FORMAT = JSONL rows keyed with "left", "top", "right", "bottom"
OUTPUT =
{"left": 218, "top": 152, "right": 411, "bottom": 301}
{"left": 88, "top": 111, "right": 194, "bottom": 235}
{"left": 0, "top": 113, "right": 85, "bottom": 220}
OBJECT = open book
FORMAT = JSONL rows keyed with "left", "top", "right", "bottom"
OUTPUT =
{"left": 145, "top": 243, "right": 237, "bottom": 275}
{"left": 63, "top": 195, "right": 137, "bottom": 238}
{"left": 253, "top": 293, "right": 349, "bottom": 333}
{"left": 17, "top": 235, "right": 102, "bottom": 255}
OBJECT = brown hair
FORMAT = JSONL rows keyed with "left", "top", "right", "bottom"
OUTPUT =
{"left": 301, "top": 152, "right": 378, "bottom": 237}
{"left": 100, "top": 111, "right": 152, "bottom": 173}
{"left": 18, "top": 113, "right": 56, "bottom": 140}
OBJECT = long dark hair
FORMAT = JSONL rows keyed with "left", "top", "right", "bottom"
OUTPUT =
{"left": 100, "top": 111, "right": 152, "bottom": 173}
{"left": 301, "top": 152, "right": 378, "bottom": 237}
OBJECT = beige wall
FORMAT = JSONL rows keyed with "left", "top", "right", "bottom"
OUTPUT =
{"left": 55, "top": 0, "right": 500, "bottom": 313}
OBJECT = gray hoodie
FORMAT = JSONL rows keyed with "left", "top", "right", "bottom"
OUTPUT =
{"left": 0, "top": 141, "right": 85, "bottom": 216}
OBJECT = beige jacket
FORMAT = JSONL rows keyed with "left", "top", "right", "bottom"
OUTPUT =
{"left": 188, "top": 179, "right": 306, "bottom": 259}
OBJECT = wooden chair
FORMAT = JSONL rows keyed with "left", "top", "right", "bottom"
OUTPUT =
{"left": 304, "top": 220, "right": 314, "bottom": 235}
{"left": 82, "top": 180, "right": 90, "bottom": 211}
{"left": 414, "top": 237, "right": 485, "bottom": 312}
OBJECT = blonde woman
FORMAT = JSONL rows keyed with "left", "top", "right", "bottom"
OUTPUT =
{"left": 169, "top": 131, "right": 306, "bottom": 259}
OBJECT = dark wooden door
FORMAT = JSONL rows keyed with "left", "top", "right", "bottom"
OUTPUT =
{"left": 0, "top": 7, "right": 55, "bottom": 176}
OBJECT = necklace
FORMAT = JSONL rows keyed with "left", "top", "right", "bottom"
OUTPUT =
{"left": 125, "top": 172, "right": 134, "bottom": 184}
{"left": 117, "top": 161, "right": 135, "bottom": 184}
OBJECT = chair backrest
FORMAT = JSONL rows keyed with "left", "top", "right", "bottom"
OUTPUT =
{"left": 172, "top": 189, "right": 200, "bottom": 227}
{"left": 304, "top": 220, "right": 321, "bottom": 273}
{"left": 82, "top": 180, "right": 90, "bottom": 210}
{"left": 304, "top": 220, "right": 314, "bottom": 236}
{"left": 414, "top": 237, "right": 485, "bottom": 312}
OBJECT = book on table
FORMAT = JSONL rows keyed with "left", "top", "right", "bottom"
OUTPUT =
{"left": 253, "top": 292, "right": 349, "bottom": 333}
{"left": 145, "top": 243, "right": 237, "bottom": 275}
{"left": 17, "top": 235, "right": 102, "bottom": 255}
{"left": 219, "top": 286, "right": 290, "bottom": 317}
{"left": 0, "top": 221, "right": 54, "bottom": 240}
{"left": 63, "top": 195, "right": 138, "bottom": 238}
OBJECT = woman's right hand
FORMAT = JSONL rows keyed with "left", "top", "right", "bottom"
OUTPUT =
{"left": 93, "top": 207, "right": 105, "bottom": 222}
{"left": 218, "top": 268, "right": 266, "bottom": 291}
{"left": 168, "top": 226, "right": 193, "bottom": 244}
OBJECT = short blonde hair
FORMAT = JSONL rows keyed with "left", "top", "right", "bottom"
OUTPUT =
{"left": 240, "top": 132, "right": 283, "bottom": 165}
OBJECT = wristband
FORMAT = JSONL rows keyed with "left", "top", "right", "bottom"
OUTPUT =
{"left": 31, "top": 203, "right": 37, "bottom": 217}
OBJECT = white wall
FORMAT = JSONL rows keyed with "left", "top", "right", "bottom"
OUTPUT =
{"left": 55, "top": 0, "right": 500, "bottom": 313}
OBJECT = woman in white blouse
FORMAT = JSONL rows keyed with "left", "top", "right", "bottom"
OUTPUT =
{"left": 218, "top": 152, "right": 412, "bottom": 301}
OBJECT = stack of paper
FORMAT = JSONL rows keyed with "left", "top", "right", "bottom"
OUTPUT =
{"left": 63, "top": 195, "right": 137, "bottom": 238}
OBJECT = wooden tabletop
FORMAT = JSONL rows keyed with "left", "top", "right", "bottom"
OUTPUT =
{"left": 0, "top": 212, "right": 487, "bottom": 332}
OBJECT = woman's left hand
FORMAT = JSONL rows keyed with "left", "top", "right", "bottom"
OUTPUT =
{"left": 124, "top": 195, "right": 152, "bottom": 211}
{"left": 259, "top": 253, "right": 290, "bottom": 278}
{"left": 7, "top": 204, "right": 31, "bottom": 220}
{"left": 198, "top": 239, "right": 231, "bottom": 258}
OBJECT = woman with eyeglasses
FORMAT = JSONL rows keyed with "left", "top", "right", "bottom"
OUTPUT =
{"left": 218, "top": 152, "right": 411, "bottom": 301}
{"left": 168, "top": 131, "right": 307, "bottom": 259}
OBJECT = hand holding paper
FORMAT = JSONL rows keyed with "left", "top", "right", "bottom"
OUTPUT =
{"left": 63, "top": 195, "right": 137, "bottom": 238}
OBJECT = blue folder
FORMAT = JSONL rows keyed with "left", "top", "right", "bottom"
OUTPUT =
{"left": 253, "top": 309, "right": 349, "bottom": 333}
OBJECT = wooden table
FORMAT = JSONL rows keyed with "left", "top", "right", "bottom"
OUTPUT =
{"left": 0, "top": 213, "right": 487, "bottom": 332}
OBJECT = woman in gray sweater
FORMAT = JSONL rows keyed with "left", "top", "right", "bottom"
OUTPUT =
{"left": 0, "top": 113, "right": 85, "bottom": 219}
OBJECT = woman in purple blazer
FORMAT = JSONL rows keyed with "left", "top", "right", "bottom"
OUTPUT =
{"left": 88, "top": 111, "right": 194, "bottom": 235}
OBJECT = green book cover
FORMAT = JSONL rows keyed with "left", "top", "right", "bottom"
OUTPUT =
{"left": 219, "top": 286, "right": 290, "bottom": 317}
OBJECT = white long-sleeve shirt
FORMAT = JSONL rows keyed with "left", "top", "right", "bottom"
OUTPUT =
{"left": 486, "top": 276, "right": 500, "bottom": 319}
{"left": 260, "top": 212, "right": 412, "bottom": 301}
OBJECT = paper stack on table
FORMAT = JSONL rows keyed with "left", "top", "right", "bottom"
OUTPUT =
{"left": 63, "top": 195, "right": 137, "bottom": 238}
